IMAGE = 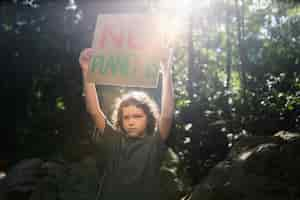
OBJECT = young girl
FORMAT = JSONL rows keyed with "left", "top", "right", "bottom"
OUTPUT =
{"left": 79, "top": 48, "right": 174, "bottom": 200}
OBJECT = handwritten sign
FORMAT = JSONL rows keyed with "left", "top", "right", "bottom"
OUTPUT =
{"left": 88, "top": 14, "right": 166, "bottom": 88}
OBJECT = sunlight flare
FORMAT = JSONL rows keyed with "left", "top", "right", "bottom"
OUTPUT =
{"left": 154, "top": 0, "right": 213, "bottom": 46}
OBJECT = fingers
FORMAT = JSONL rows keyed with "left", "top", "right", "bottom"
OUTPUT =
{"left": 160, "top": 48, "right": 174, "bottom": 74}
{"left": 85, "top": 48, "right": 96, "bottom": 58}
{"left": 161, "top": 48, "right": 173, "bottom": 64}
{"left": 80, "top": 48, "right": 95, "bottom": 62}
{"left": 79, "top": 48, "right": 97, "bottom": 72}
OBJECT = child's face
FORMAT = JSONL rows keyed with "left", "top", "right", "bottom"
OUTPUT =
{"left": 122, "top": 105, "right": 148, "bottom": 137}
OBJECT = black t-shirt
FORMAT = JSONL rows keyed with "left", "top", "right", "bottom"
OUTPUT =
{"left": 92, "top": 121, "right": 167, "bottom": 200}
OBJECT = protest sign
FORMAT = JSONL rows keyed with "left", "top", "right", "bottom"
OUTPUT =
{"left": 88, "top": 14, "right": 166, "bottom": 88}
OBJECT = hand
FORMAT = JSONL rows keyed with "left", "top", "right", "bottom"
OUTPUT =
{"left": 160, "top": 48, "right": 174, "bottom": 75}
{"left": 79, "top": 48, "right": 96, "bottom": 74}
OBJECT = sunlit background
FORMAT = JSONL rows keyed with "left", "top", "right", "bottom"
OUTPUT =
{"left": 1, "top": 0, "right": 300, "bottom": 199}
{"left": 5, "top": 0, "right": 300, "bottom": 162}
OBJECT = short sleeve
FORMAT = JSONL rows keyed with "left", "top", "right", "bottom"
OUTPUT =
{"left": 154, "top": 132, "right": 168, "bottom": 159}
{"left": 89, "top": 120, "right": 120, "bottom": 171}
{"left": 89, "top": 120, "right": 116, "bottom": 144}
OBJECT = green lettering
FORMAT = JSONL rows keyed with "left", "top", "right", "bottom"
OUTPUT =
{"left": 119, "top": 54, "right": 130, "bottom": 77}
{"left": 106, "top": 55, "right": 118, "bottom": 76}
{"left": 128, "top": 54, "right": 137, "bottom": 78}
{"left": 91, "top": 55, "right": 105, "bottom": 73}
{"left": 92, "top": 54, "right": 140, "bottom": 78}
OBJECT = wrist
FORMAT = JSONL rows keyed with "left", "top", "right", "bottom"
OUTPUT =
{"left": 82, "top": 70, "right": 89, "bottom": 79}
{"left": 82, "top": 71, "right": 94, "bottom": 86}
{"left": 162, "top": 69, "right": 172, "bottom": 76}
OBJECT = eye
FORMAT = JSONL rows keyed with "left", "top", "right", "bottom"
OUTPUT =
{"left": 133, "top": 114, "right": 143, "bottom": 118}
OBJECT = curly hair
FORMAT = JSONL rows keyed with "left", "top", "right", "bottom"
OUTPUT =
{"left": 111, "top": 91, "right": 159, "bottom": 135}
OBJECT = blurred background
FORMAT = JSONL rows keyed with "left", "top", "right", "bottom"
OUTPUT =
{"left": 1, "top": 0, "right": 300, "bottom": 199}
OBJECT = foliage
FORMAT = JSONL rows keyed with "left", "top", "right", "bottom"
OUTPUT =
{"left": 168, "top": 0, "right": 300, "bottom": 187}
{"left": 1, "top": 0, "right": 299, "bottom": 198}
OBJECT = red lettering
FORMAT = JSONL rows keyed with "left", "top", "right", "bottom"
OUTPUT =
{"left": 98, "top": 24, "right": 124, "bottom": 48}
{"left": 128, "top": 30, "right": 144, "bottom": 50}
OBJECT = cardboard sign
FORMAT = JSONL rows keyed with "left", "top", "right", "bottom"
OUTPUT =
{"left": 88, "top": 14, "right": 166, "bottom": 88}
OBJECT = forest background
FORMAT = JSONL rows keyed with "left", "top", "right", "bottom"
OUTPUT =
{"left": 0, "top": 0, "right": 299, "bottom": 199}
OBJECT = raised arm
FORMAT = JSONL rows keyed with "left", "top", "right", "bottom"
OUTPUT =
{"left": 79, "top": 48, "right": 106, "bottom": 132}
{"left": 158, "top": 49, "right": 175, "bottom": 141}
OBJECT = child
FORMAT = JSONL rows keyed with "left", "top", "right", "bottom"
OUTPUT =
{"left": 79, "top": 48, "right": 174, "bottom": 200}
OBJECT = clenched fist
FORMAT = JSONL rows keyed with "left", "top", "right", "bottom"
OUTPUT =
{"left": 78, "top": 48, "right": 96, "bottom": 74}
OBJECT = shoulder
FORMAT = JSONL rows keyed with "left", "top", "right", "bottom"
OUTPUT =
{"left": 91, "top": 120, "right": 122, "bottom": 144}
{"left": 148, "top": 131, "right": 168, "bottom": 153}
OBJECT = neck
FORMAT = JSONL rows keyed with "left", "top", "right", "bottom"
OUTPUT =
{"left": 125, "top": 132, "right": 146, "bottom": 138}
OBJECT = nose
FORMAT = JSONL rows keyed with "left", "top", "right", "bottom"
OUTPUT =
{"left": 127, "top": 117, "right": 135, "bottom": 126}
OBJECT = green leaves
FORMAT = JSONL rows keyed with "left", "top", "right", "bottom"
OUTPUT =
{"left": 56, "top": 97, "right": 66, "bottom": 111}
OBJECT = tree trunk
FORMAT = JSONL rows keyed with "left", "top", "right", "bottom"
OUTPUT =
{"left": 187, "top": 13, "right": 195, "bottom": 98}
{"left": 235, "top": 0, "right": 247, "bottom": 100}
{"left": 225, "top": 0, "right": 232, "bottom": 90}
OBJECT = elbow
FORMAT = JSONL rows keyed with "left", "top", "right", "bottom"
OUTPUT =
{"left": 87, "top": 110, "right": 100, "bottom": 118}
{"left": 160, "top": 114, "right": 173, "bottom": 123}
{"left": 161, "top": 106, "right": 175, "bottom": 119}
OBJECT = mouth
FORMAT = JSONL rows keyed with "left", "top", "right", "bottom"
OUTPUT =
{"left": 127, "top": 128, "right": 137, "bottom": 132}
